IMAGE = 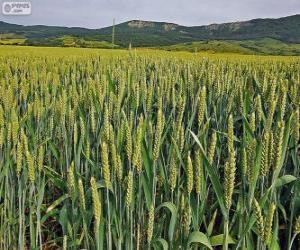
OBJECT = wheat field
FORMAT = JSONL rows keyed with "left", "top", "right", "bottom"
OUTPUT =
{"left": 0, "top": 46, "right": 299, "bottom": 249}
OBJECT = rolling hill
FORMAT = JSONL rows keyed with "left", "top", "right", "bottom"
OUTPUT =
{"left": 0, "top": 14, "right": 299, "bottom": 54}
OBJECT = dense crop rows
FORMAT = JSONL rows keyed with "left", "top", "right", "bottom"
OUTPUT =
{"left": 0, "top": 49, "right": 299, "bottom": 249}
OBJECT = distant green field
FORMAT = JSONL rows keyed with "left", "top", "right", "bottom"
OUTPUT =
{"left": 160, "top": 38, "right": 300, "bottom": 56}
{"left": 26, "top": 35, "right": 119, "bottom": 49}
{"left": 0, "top": 38, "right": 25, "bottom": 45}
{"left": 0, "top": 33, "right": 119, "bottom": 49}
{"left": 1, "top": 32, "right": 299, "bottom": 55}
{"left": 0, "top": 45, "right": 127, "bottom": 57}
{"left": 0, "top": 45, "right": 298, "bottom": 64}
{"left": 0, "top": 33, "right": 26, "bottom": 45}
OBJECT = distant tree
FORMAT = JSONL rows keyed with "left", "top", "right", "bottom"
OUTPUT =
{"left": 112, "top": 18, "right": 115, "bottom": 49}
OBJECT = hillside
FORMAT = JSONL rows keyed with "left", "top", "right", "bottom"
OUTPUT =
{"left": 0, "top": 14, "right": 299, "bottom": 54}
{"left": 159, "top": 38, "right": 300, "bottom": 56}
{"left": 98, "top": 15, "right": 300, "bottom": 46}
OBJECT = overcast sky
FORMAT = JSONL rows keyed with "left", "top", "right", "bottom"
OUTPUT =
{"left": 0, "top": 0, "right": 299, "bottom": 28}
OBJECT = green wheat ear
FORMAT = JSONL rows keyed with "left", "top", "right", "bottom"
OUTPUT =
{"left": 11, "top": 108, "right": 19, "bottom": 145}
{"left": 67, "top": 162, "right": 75, "bottom": 198}
{"left": 260, "top": 131, "right": 270, "bottom": 177}
{"left": 225, "top": 114, "right": 236, "bottom": 210}
{"left": 0, "top": 128, "right": 3, "bottom": 150}
{"left": 37, "top": 145, "right": 44, "bottom": 172}
{"left": 178, "top": 124, "right": 185, "bottom": 153}
{"left": 78, "top": 178, "right": 86, "bottom": 210}
{"left": 273, "top": 121, "right": 285, "bottom": 170}
{"left": 208, "top": 130, "right": 217, "bottom": 165}
{"left": 90, "top": 104, "right": 96, "bottom": 135}
{"left": 255, "top": 95, "right": 262, "bottom": 126}
{"left": 125, "top": 119, "right": 132, "bottom": 163}
{"left": 26, "top": 150, "right": 35, "bottom": 183}
{"left": 101, "top": 142, "right": 111, "bottom": 188}
{"left": 73, "top": 121, "right": 78, "bottom": 146}
{"left": 249, "top": 112, "right": 256, "bottom": 133}
{"left": 267, "top": 131, "right": 274, "bottom": 173}
{"left": 16, "top": 141, "right": 23, "bottom": 176}
{"left": 186, "top": 152, "right": 194, "bottom": 195}
{"left": 291, "top": 108, "right": 299, "bottom": 143}
{"left": 7, "top": 122, "right": 12, "bottom": 146}
{"left": 242, "top": 147, "right": 248, "bottom": 177}
{"left": 169, "top": 155, "right": 177, "bottom": 193}
{"left": 133, "top": 116, "right": 144, "bottom": 173}
{"left": 253, "top": 198, "right": 265, "bottom": 240}
{"left": 183, "top": 203, "right": 192, "bottom": 236}
{"left": 116, "top": 154, "right": 123, "bottom": 183}
{"left": 264, "top": 203, "right": 276, "bottom": 244}
{"left": 79, "top": 116, "right": 85, "bottom": 141}
{"left": 247, "top": 138, "right": 257, "bottom": 183}
{"left": 90, "top": 177, "right": 101, "bottom": 229}
{"left": 294, "top": 216, "right": 300, "bottom": 234}
{"left": 125, "top": 170, "right": 133, "bottom": 208}
{"left": 63, "top": 235, "right": 67, "bottom": 250}
{"left": 194, "top": 150, "right": 203, "bottom": 195}
{"left": 198, "top": 86, "right": 206, "bottom": 128}
{"left": 153, "top": 107, "right": 164, "bottom": 162}
{"left": 147, "top": 205, "right": 154, "bottom": 244}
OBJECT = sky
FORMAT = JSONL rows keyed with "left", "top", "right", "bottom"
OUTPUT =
{"left": 0, "top": 0, "right": 299, "bottom": 28}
